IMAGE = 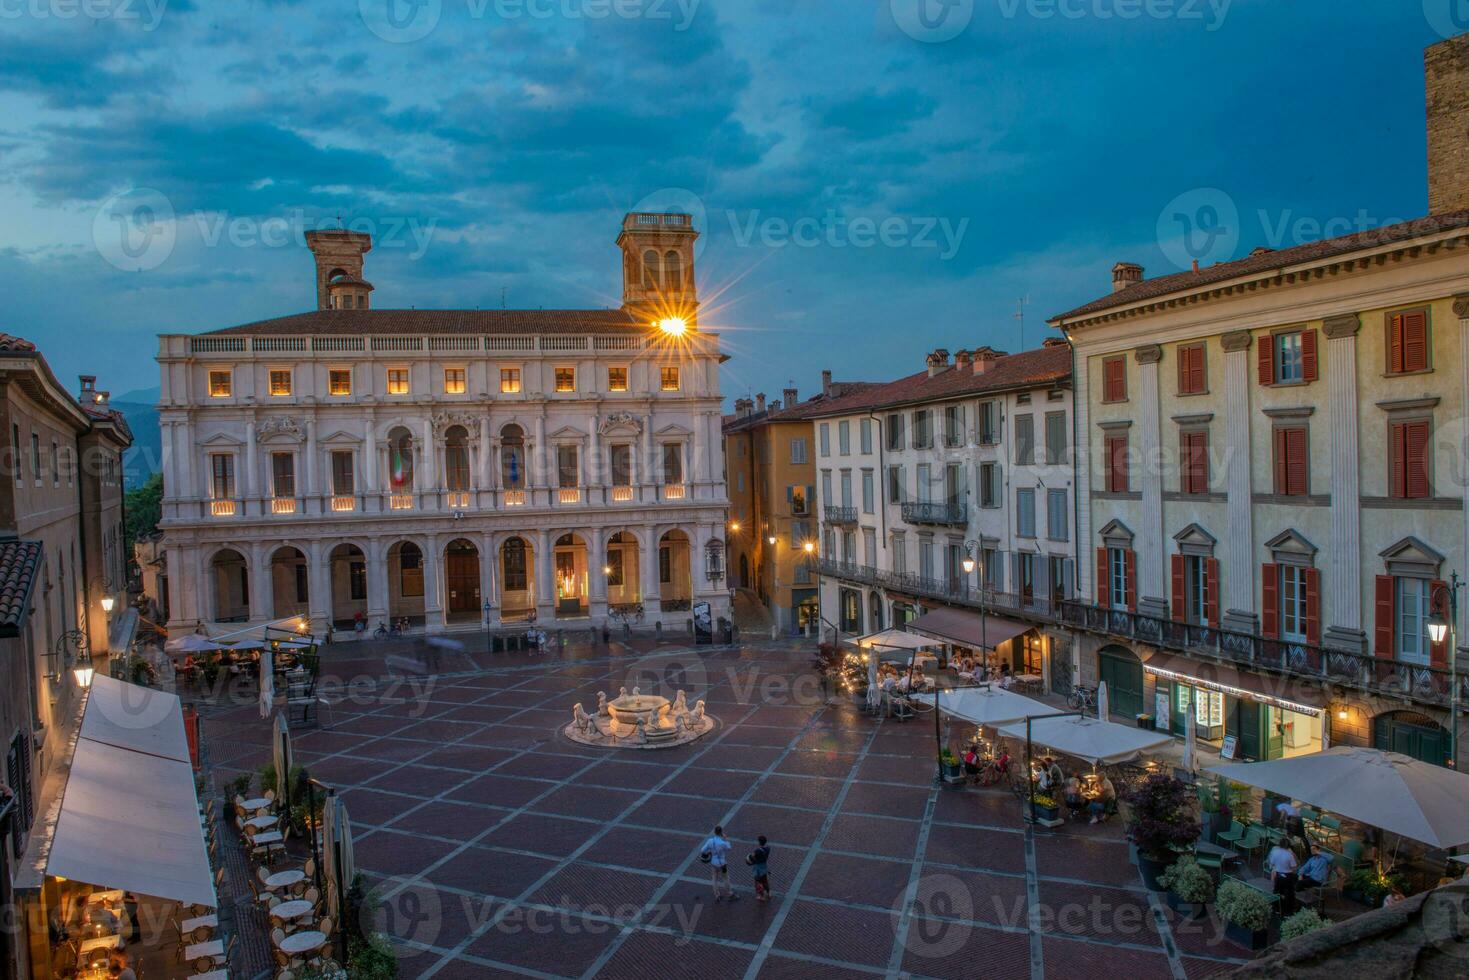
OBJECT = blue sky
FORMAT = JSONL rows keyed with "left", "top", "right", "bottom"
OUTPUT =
{"left": 0, "top": 0, "right": 1458, "bottom": 404}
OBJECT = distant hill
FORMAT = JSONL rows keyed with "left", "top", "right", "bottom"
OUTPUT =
{"left": 113, "top": 387, "right": 160, "bottom": 487}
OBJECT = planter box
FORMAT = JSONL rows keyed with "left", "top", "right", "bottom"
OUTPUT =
{"left": 1029, "top": 803, "right": 1064, "bottom": 828}
{"left": 1224, "top": 921, "right": 1270, "bottom": 951}
{"left": 1166, "top": 891, "right": 1206, "bottom": 920}
{"left": 1137, "top": 854, "right": 1171, "bottom": 891}
{"left": 1136, "top": 714, "right": 1155, "bottom": 730}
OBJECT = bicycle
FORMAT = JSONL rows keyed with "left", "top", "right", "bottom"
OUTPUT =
{"left": 373, "top": 621, "right": 389, "bottom": 639}
{"left": 1066, "top": 684, "right": 1098, "bottom": 715}
{"left": 608, "top": 603, "right": 645, "bottom": 626}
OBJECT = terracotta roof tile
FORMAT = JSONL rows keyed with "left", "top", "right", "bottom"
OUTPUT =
{"left": 201, "top": 308, "right": 645, "bottom": 336}
{"left": 0, "top": 539, "right": 42, "bottom": 635}
{"left": 1051, "top": 210, "right": 1469, "bottom": 324}
{"left": 0, "top": 333, "right": 36, "bottom": 352}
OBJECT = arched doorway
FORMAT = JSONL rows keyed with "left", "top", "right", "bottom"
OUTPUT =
{"left": 499, "top": 536, "right": 535, "bottom": 621}
{"left": 606, "top": 531, "right": 641, "bottom": 609}
{"left": 658, "top": 530, "right": 692, "bottom": 611}
{"left": 386, "top": 541, "right": 426, "bottom": 625}
{"left": 328, "top": 543, "right": 367, "bottom": 628}
{"left": 1097, "top": 644, "right": 1144, "bottom": 719}
{"left": 553, "top": 533, "right": 588, "bottom": 618}
{"left": 210, "top": 549, "right": 249, "bottom": 622}
{"left": 270, "top": 546, "right": 309, "bottom": 622}
{"left": 444, "top": 539, "right": 481, "bottom": 623}
{"left": 1373, "top": 710, "right": 1451, "bottom": 767}
{"left": 738, "top": 553, "right": 750, "bottom": 590}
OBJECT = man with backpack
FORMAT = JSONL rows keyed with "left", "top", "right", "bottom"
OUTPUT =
{"left": 746, "top": 835, "right": 772, "bottom": 902}
{"left": 699, "top": 825, "right": 735, "bottom": 902}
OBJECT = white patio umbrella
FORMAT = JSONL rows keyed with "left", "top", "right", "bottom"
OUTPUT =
{"left": 166, "top": 633, "right": 228, "bottom": 654}
{"left": 997, "top": 714, "right": 1174, "bottom": 766}
{"left": 259, "top": 648, "right": 274, "bottom": 719}
{"left": 1182, "top": 705, "right": 1197, "bottom": 774}
{"left": 322, "top": 793, "right": 356, "bottom": 924}
{"left": 272, "top": 713, "right": 292, "bottom": 811}
{"left": 909, "top": 686, "right": 1053, "bottom": 727}
{"left": 1206, "top": 747, "right": 1469, "bottom": 850}
{"left": 1096, "top": 680, "right": 1110, "bottom": 720}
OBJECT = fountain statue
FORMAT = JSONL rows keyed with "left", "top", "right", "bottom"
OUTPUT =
{"left": 596, "top": 692, "right": 610, "bottom": 717}
{"left": 572, "top": 703, "right": 593, "bottom": 734}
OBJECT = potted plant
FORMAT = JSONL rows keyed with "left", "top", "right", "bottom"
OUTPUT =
{"left": 1029, "top": 791, "right": 1062, "bottom": 825}
{"left": 1157, "top": 856, "right": 1214, "bottom": 919}
{"left": 224, "top": 772, "right": 252, "bottom": 803}
{"left": 1216, "top": 878, "right": 1272, "bottom": 950}
{"left": 1280, "top": 908, "right": 1329, "bottom": 941}
{"left": 939, "top": 747, "right": 964, "bottom": 783}
{"left": 128, "top": 656, "right": 157, "bottom": 687}
{"left": 1123, "top": 774, "right": 1201, "bottom": 890}
{"left": 1345, "top": 868, "right": 1404, "bottom": 906}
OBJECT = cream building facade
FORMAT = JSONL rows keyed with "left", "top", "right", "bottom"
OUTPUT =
{"left": 158, "top": 214, "right": 731, "bottom": 635}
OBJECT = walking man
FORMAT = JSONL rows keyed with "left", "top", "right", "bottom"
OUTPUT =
{"left": 700, "top": 825, "right": 736, "bottom": 902}
{"left": 747, "top": 835, "right": 772, "bottom": 902}
{"left": 1266, "top": 838, "right": 1300, "bottom": 916}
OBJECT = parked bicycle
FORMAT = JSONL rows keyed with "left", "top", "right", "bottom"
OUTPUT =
{"left": 1066, "top": 684, "right": 1098, "bottom": 715}
{"left": 608, "top": 603, "right": 645, "bottom": 626}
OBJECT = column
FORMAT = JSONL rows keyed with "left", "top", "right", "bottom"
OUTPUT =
{"left": 588, "top": 415, "right": 601, "bottom": 493}
{"left": 533, "top": 413, "right": 548, "bottom": 501}
{"left": 305, "top": 417, "right": 319, "bottom": 515}
{"left": 691, "top": 410, "right": 706, "bottom": 501}
{"left": 641, "top": 414, "right": 655, "bottom": 500}
{"left": 366, "top": 538, "right": 390, "bottom": 623}
{"left": 307, "top": 539, "right": 330, "bottom": 627}
{"left": 179, "top": 418, "right": 196, "bottom": 499}
{"left": 363, "top": 419, "right": 377, "bottom": 494}
{"left": 535, "top": 529, "right": 554, "bottom": 621}
{"left": 1220, "top": 330, "right": 1258, "bottom": 634}
{"left": 1459, "top": 296, "right": 1469, "bottom": 675}
{"left": 589, "top": 527, "right": 609, "bottom": 622}
{"left": 1323, "top": 313, "right": 1365, "bottom": 653}
{"left": 641, "top": 527, "right": 663, "bottom": 618}
{"left": 423, "top": 533, "right": 444, "bottom": 632}
{"left": 479, "top": 417, "right": 493, "bottom": 497}
{"left": 1073, "top": 362, "right": 1093, "bottom": 599}
{"left": 249, "top": 542, "right": 272, "bottom": 623}
{"left": 1134, "top": 344, "right": 1167, "bottom": 618}
{"left": 421, "top": 417, "right": 437, "bottom": 507}
{"left": 481, "top": 531, "right": 498, "bottom": 626}
{"left": 244, "top": 418, "right": 258, "bottom": 512}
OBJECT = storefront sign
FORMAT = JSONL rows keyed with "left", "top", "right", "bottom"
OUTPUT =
{"left": 1154, "top": 691, "right": 1170, "bottom": 733}
{"left": 1220, "top": 735, "right": 1238, "bottom": 760}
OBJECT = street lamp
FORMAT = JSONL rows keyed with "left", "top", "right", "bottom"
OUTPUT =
{"left": 1429, "top": 571, "right": 1461, "bottom": 766}
{"left": 73, "top": 664, "right": 95, "bottom": 688}
{"left": 100, "top": 594, "right": 115, "bottom": 613}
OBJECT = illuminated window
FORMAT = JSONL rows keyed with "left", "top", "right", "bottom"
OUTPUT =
{"left": 387, "top": 367, "right": 410, "bottom": 395}
{"left": 269, "top": 370, "right": 292, "bottom": 396}
{"left": 208, "top": 371, "right": 232, "bottom": 397}
{"left": 500, "top": 368, "right": 521, "bottom": 393}
{"left": 329, "top": 369, "right": 352, "bottom": 396}
{"left": 608, "top": 367, "right": 628, "bottom": 392}
{"left": 555, "top": 367, "right": 576, "bottom": 392}
{"left": 660, "top": 367, "right": 680, "bottom": 391}
{"left": 444, "top": 367, "right": 466, "bottom": 394}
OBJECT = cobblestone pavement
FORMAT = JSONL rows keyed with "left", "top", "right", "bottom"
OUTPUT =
{"left": 197, "top": 636, "right": 1252, "bottom": 979}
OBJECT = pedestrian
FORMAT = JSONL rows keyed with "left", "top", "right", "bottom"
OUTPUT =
{"left": 746, "top": 835, "right": 772, "bottom": 902}
{"left": 699, "top": 825, "right": 736, "bottom": 902}
{"left": 1266, "top": 839, "right": 1300, "bottom": 916}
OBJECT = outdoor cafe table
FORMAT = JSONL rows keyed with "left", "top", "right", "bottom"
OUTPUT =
{"left": 240, "top": 797, "right": 272, "bottom": 812}
{"left": 271, "top": 900, "right": 315, "bottom": 925}
{"left": 184, "top": 938, "right": 226, "bottom": 969}
{"left": 77, "top": 934, "right": 123, "bottom": 965}
{"left": 82, "top": 890, "right": 124, "bottom": 907}
{"left": 265, "top": 869, "right": 306, "bottom": 891}
{"left": 246, "top": 814, "right": 279, "bottom": 831}
{"left": 180, "top": 913, "right": 217, "bottom": 941}
{"left": 279, "top": 930, "right": 327, "bottom": 956}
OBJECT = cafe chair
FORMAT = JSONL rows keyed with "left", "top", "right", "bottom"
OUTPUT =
{"left": 303, "top": 886, "right": 320, "bottom": 908}
{"left": 1216, "top": 819, "right": 1247, "bottom": 848}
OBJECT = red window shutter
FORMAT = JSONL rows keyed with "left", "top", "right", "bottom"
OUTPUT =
{"left": 1195, "top": 431, "right": 1209, "bottom": 492}
{"left": 1170, "top": 554, "right": 1186, "bottom": 621}
{"left": 1389, "top": 423, "right": 1406, "bottom": 499}
{"left": 1430, "top": 578, "right": 1449, "bottom": 668}
{"left": 1286, "top": 428, "right": 1307, "bottom": 496}
{"left": 1257, "top": 337, "right": 1274, "bottom": 386}
{"left": 1261, "top": 563, "right": 1280, "bottom": 639}
{"left": 1402, "top": 311, "right": 1428, "bottom": 373}
{"left": 1388, "top": 314, "right": 1404, "bottom": 373}
{"left": 1107, "top": 436, "right": 1129, "bottom": 493}
{"left": 1374, "top": 575, "right": 1395, "bottom": 659}
{"left": 1104, "top": 437, "right": 1117, "bottom": 492}
{"left": 1301, "top": 329, "right": 1318, "bottom": 382}
{"left": 1191, "top": 346, "right": 1205, "bottom": 393}
{"left": 1176, "top": 349, "right": 1188, "bottom": 394}
{"left": 1124, "top": 549, "right": 1137, "bottom": 612}
{"left": 1405, "top": 421, "right": 1430, "bottom": 499}
{"left": 1095, "top": 548, "right": 1110, "bottom": 606}
{"left": 1304, "top": 567, "right": 1321, "bottom": 645}
{"left": 1206, "top": 558, "right": 1221, "bottom": 628}
{"left": 1273, "top": 429, "right": 1288, "bottom": 495}
{"left": 1104, "top": 358, "right": 1125, "bottom": 401}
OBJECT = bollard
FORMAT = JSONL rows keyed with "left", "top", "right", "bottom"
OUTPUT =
{"left": 655, "top": 621, "right": 663, "bottom": 639}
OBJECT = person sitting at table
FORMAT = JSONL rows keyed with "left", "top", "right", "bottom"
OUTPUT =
{"left": 1298, "top": 845, "right": 1332, "bottom": 889}
{"left": 998, "top": 663, "right": 1014, "bottom": 689}
{"left": 1088, "top": 775, "right": 1116, "bottom": 824}
{"left": 1063, "top": 775, "right": 1086, "bottom": 817}
{"left": 962, "top": 747, "right": 982, "bottom": 778}
{"left": 108, "top": 951, "right": 137, "bottom": 980}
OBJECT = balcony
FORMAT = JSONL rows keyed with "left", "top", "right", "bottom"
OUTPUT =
{"left": 271, "top": 498, "right": 297, "bottom": 515}
{"left": 330, "top": 495, "right": 357, "bottom": 513}
{"left": 611, "top": 485, "right": 634, "bottom": 502}
{"left": 389, "top": 494, "right": 414, "bottom": 511}
{"left": 209, "top": 500, "right": 236, "bottom": 517}
{"left": 558, "top": 488, "right": 581, "bottom": 504}
{"left": 901, "top": 501, "right": 967, "bottom": 526}
{"left": 447, "top": 491, "right": 470, "bottom": 509}
{"left": 824, "top": 505, "right": 858, "bottom": 525}
{"left": 504, "top": 490, "right": 526, "bottom": 506}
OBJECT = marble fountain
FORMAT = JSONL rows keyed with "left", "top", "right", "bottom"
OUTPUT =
{"left": 562, "top": 687, "right": 716, "bottom": 749}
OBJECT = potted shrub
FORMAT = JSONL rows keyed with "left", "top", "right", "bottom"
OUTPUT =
{"left": 1029, "top": 792, "right": 1062, "bottom": 825}
{"left": 1345, "top": 868, "right": 1404, "bottom": 906}
{"left": 1216, "top": 878, "right": 1273, "bottom": 950}
{"left": 1158, "top": 856, "right": 1214, "bottom": 919}
{"left": 1123, "top": 774, "right": 1201, "bottom": 890}
{"left": 1280, "top": 908, "right": 1329, "bottom": 941}
{"left": 939, "top": 747, "right": 964, "bottom": 783}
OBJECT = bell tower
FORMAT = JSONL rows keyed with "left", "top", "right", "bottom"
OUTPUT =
{"left": 617, "top": 212, "right": 699, "bottom": 326}
{"left": 305, "top": 229, "right": 373, "bottom": 310}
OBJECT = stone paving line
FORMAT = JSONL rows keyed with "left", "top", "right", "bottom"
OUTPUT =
{"left": 199, "top": 644, "right": 1251, "bottom": 979}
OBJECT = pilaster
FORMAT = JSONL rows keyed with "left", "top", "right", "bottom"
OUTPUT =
{"left": 1073, "top": 355, "right": 1092, "bottom": 599}
{"left": 1220, "top": 330, "right": 1257, "bottom": 634}
{"left": 1134, "top": 344, "right": 1167, "bottom": 618}
{"left": 423, "top": 533, "right": 444, "bottom": 633}
{"left": 1323, "top": 313, "right": 1366, "bottom": 654}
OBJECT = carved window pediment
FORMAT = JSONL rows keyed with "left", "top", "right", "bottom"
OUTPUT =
{"left": 1379, "top": 535, "right": 1444, "bottom": 578}
{"left": 1172, "top": 522, "right": 1217, "bottom": 557}
{"left": 1264, "top": 528, "right": 1318, "bottom": 567}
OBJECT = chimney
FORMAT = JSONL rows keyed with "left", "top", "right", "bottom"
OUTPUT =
{"left": 769, "top": 400, "right": 781, "bottom": 413}
{"left": 755, "top": 393, "right": 766, "bottom": 413}
{"left": 821, "top": 369, "right": 832, "bottom": 396}
{"left": 783, "top": 386, "right": 798, "bottom": 407}
{"left": 1111, "top": 261, "right": 1144, "bottom": 293}
{"left": 735, "top": 397, "right": 753, "bottom": 418}
{"left": 971, "top": 346, "right": 1005, "bottom": 374}
{"left": 79, "top": 375, "right": 96, "bottom": 398}
{"left": 925, "top": 348, "right": 950, "bottom": 377}
{"left": 1427, "top": 33, "right": 1469, "bottom": 215}
{"left": 1042, "top": 337, "right": 1069, "bottom": 349}
{"left": 953, "top": 349, "right": 973, "bottom": 371}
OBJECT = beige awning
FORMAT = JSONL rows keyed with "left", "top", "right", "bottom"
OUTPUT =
{"left": 907, "top": 607, "right": 1034, "bottom": 651}
{"left": 79, "top": 674, "right": 192, "bottom": 763}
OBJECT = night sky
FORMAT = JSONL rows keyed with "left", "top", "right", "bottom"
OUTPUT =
{"left": 0, "top": 0, "right": 1456, "bottom": 403}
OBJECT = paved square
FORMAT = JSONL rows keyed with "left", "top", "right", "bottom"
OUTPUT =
{"left": 202, "top": 638, "right": 1252, "bottom": 978}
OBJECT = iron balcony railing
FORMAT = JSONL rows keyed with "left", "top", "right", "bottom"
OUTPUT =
{"left": 811, "top": 556, "right": 1469, "bottom": 709}
{"left": 824, "top": 505, "right": 859, "bottom": 525}
{"left": 900, "top": 501, "right": 967, "bottom": 525}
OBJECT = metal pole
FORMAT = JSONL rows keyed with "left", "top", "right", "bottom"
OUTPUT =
{"left": 1452, "top": 572, "right": 1460, "bottom": 769}
{"left": 934, "top": 683, "right": 943, "bottom": 781}
{"left": 306, "top": 776, "right": 321, "bottom": 891}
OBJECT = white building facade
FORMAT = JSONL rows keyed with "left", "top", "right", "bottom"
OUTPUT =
{"left": 811, "top": 343, "right": 1079, "bottom": 682}
{"left": 158, "top": 214, "right": 731, "bottom": 634}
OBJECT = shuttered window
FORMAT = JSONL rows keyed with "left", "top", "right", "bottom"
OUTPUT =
{"left": 1179, "top": 430, "right": 1208, "bottom": 494}
{"left": 1388, "top": 420, "right": 1430, "bottom": 499}
{"left": 271, "top": 452, "right": 295, "bottom": 498}
{"left": 1177, "top": 343, "right": 1206, "bottom": 394}
{"left": 1102, "top": 356, "right": 1127, "bottom": 402}
{"left": 1104, "top": 435, "right": 1129, "bottom": 493}
{"left": 1387, "top": 310, "right": 1429, "bottom": 374}
{"left": 1273, "top": 426, "right": 1308, "bottom": 496}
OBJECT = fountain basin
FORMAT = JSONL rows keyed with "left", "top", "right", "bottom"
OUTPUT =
{"left": 608, "top": 694, "right": 670, "bottom": 728}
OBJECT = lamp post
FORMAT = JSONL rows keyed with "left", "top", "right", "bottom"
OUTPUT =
{"left": 961, "top": 541, "right": 989, "bottom": 669}
{"left": 1428, "top": 571, "right": 1461, "bottom": 768}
